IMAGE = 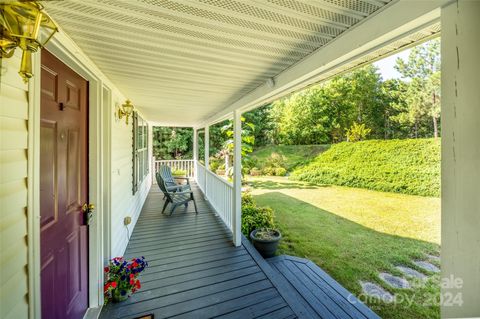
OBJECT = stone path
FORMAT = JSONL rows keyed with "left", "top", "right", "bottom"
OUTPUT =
{"left": 360, "top": 254, "right": 440, "bottom": 302}
{"left": 360, "top": 281, "right": 394, "bottom": 303}
{"left": 379, "top": 272, "right": 411, "bottom": 289}
{"left": 413, "top": 260, "right": 440, "bottom": 273}
{"left": 426, "top": 254, "right": 441, "bottom": 263}
{"left": 396, "top": 266, "right": 427, "bottom": 280}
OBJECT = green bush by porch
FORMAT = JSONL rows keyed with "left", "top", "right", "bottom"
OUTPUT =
{"left": 291, "top": 138, "right": 440, "bottom": 197}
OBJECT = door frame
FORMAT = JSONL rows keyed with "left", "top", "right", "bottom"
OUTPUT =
{"left": 27, "top": 33, "right": 114, "bottom": 318}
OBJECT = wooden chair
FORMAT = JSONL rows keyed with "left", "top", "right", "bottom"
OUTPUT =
{"left": 156, "top": 172, "right": 198, "bottom": 215}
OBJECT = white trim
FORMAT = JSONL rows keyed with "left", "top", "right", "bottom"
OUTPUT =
{"left": 232, "top": 110, "right": 242, "bottom": 247}
{"left": 204, "top": 126, "right": 210, "bottom": 197}
{"left": 27, "top": 50, "right": 42, "bottom": 319}
{"left": 27, "top": 28, "right": 127, "bottom": 317}
{"left": 101, "top": 85, "right": 113, "bottom": 264}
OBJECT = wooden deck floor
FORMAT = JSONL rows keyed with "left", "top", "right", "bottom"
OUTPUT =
{"left": 100, "top": 183, "right": 297, "bottom": 319}
{"left": 100, "top": 181, "right": 379, "bottom": 319}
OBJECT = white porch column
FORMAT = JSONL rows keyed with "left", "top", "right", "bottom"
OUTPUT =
{"left": 204, "top": 126, "right": 210, "bottom": 196}
{"left": 232, "top": 110, "right": 242, "bottom": 246}
{"left": 441, "top": 1, "right": 480, "bottom": 317}
{"left": 193, "top": 128, "right": 198, "bottom": 180}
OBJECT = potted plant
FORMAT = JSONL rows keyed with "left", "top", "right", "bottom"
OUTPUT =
{"left": 250, "top": 228, "right": 282, "bottom": 258}
{"left": 172, "top": 169, "right": 187, "bottom": 178}
{"left": 104, "top": 256, "right": 148, "bottom": 304}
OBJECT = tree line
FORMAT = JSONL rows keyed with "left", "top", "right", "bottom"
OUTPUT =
{"left": 153, "top": 39, "right": 440, "bottom": 159}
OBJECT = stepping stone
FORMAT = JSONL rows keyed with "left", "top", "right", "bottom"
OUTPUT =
{"left": 360, "top": 281, "right": 394, "bottom": 303}
{"left": 426, "top": 254, "right": 440, "bottom": 263}
{"left": 396, "top": 266, "right": 427, "bottom": 280}
{"left": 414, "top": 261, "right": 440, "bottom": 273}
{"left": 379, "top": 272, "right": 411, "bottom": 289}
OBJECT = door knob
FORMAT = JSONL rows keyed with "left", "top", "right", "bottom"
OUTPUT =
{"left": 82, "top": 203, "right": 95, "bottom": 225}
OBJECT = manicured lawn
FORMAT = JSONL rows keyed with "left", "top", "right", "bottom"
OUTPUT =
{"left": 248, "top": 176, "right": 441, "bottom": 319}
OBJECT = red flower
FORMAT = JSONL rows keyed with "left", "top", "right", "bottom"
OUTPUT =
{"left": 104, "top": 266, "right": 110, "bottom": 273}
{"left": 135, "top": 280, "right": 141, "bottom": 289}
{"left": 129, "top": 274, "right": 134, "bottom": 279}
{"left": 111, "top": 282, "right": 117, "bottom": 288}
{"left": 130, "top": 279, "right": 135, "bottom": 285}
{"left": 132, "top": 262, "right": 138, "bottom": 268}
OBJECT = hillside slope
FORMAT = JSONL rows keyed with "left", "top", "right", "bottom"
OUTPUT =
{"left": 250, "top": 144, "right": 329, "bottom": 171}
{"left": 291, "top": 139, "right": 440, "bottom": 197}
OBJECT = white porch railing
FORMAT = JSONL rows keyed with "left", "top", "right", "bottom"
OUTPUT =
{"left": 196, "top": 162, "right": 207, "bottom": 193}
{"left": 205, "top": 169, "right": 234, "bottom": 231}
{"left": 195, "top": 162, "right": 234, "bottom": 232}
{"left": 153, "top": 158, "right": 195, "bottom": 180}
{"left": 154, "top": 158, "right": 238, "bottom": 245}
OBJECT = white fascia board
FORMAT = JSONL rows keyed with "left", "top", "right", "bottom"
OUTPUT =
{"left": 196, "top": 0, "right": 448, "bottom": 129}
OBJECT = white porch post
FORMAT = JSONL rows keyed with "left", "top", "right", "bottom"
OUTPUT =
{"left": 441, "top": 1, "right": 480, "bottom": 317}
{"left": 232, "top": 110, "right": 242, "bottom": 246}
{"left": 193, "top": 128, "right": 198, "bottom": 180}
{"left": 204, "top": 125, "right": 210, "bottom": 196}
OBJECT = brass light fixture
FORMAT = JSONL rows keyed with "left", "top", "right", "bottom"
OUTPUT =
{"left": 0, "top": 1, "right": 58, "bottom": 83}
{"left": 117, "top": 100, "right": 135, "bottom": 125}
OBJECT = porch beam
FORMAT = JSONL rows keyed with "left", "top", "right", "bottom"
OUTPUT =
{"left": 232, "top": 110, "right": 242, "bottom": 247}
{"left": 441, "top": 1, "right": 480, "bottom": 317}
{"left": 199, "top": 0, "right": 448, "bottom": 127}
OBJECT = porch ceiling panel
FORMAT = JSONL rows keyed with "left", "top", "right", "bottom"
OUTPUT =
{"left": 43, "top": 0, "right": 392, "bottom": 125}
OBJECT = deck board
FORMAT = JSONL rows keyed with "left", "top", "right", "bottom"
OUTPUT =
{"left": 100, "top": 182, "right": 378, "bottom": 319}
{"left": 267, "top": 256, "right": 380, "bottom": 319}
{"left": 100, "top": 184, "right": 296, "bottom": 319}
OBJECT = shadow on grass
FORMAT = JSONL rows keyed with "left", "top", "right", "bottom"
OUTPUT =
{"left": 253, "top": 191, "right": 441, "bottom": 319}
{"left": 248, "top": 179, "right": 326, "bottom": 190}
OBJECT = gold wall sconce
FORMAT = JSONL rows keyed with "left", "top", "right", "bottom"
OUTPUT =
{"left": 116, "top": 100, "right": 135, "bottom": 125}
{"left": 0, "top": 2, "right": 58, "bottom": 83}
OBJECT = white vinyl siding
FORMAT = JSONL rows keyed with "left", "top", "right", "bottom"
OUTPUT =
{"left": 0, "top": 53, "right": 29, "bottom": 319}
{"left": 110, "top": 99, "right": 151, "bottom": 258}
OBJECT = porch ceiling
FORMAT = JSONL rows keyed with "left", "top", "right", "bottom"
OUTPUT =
{"left": 42, "top": 0, "right": 393, "bottom": 126}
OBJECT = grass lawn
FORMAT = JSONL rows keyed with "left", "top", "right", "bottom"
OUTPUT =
{"left": 248, "top": 176, "right": 441, "bottom": 319}
{"left": 250, "top": 144, "right": 329, "bottom": 170}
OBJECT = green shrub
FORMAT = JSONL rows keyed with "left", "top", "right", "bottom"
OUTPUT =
{"left": 291, "top": 139, "right": 440, "bottom": 197}
{"left": 249, "top": 167, "right": 262, "bottom": 176}
{"left": 262, "top": 167, "right": 275, "bottom": 176}
{"left": 265, "top": 152, "right": 287, "bottom": 169}
{"left": 241, "top": 193, "right": 275, "bottom": 236}
{"left": 274, "top": 167, "right": 287, "bottom": 176}
{"left": 243, "top": 157, "right": 258, "bottom": 171}
{"left": 345, "top": 122, "right": 371, "bottom": 142}
{"left": 209, "top": 159, "right": 221, "bottom": 172}
{"left": 172, "top": 169, "right": 186, "bottom": 176}
{"left": 242, "top": 192, "right": 256, "bottom": 206}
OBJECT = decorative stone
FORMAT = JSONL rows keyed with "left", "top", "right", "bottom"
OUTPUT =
{"left": 379, "top": 273, "right": 411, "bottom": 289}
{"left": 396, "top": 266, "right": 427, "bottom": 280}
{"left": 414, "top": 261, "right": 440, "bottom": 273}
{"left": 426, "top": 254, "right": 440, "bottom": 263}
{"left": 360, "top": 281, "right": 394, "bottom": 303}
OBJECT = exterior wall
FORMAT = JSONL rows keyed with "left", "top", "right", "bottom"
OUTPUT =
{"left": 110, "top": 94, "right": 151, "bottom": 258}
{"left": 441, "top": 1, "right": 480, "bottom": 317}
{"left": 0, "top": 53, "right": 29, "bottom": 318}
{"left": 0, "top": 48, "right": 151, "bottom": 316}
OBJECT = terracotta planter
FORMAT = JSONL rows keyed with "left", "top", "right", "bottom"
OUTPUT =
{"left": 250, "top": 229, "right": 282, "bottom": 258}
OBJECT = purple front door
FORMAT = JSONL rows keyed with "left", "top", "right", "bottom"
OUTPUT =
{"left": 40, "top": 50, "right": 89, "bottom": 319}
